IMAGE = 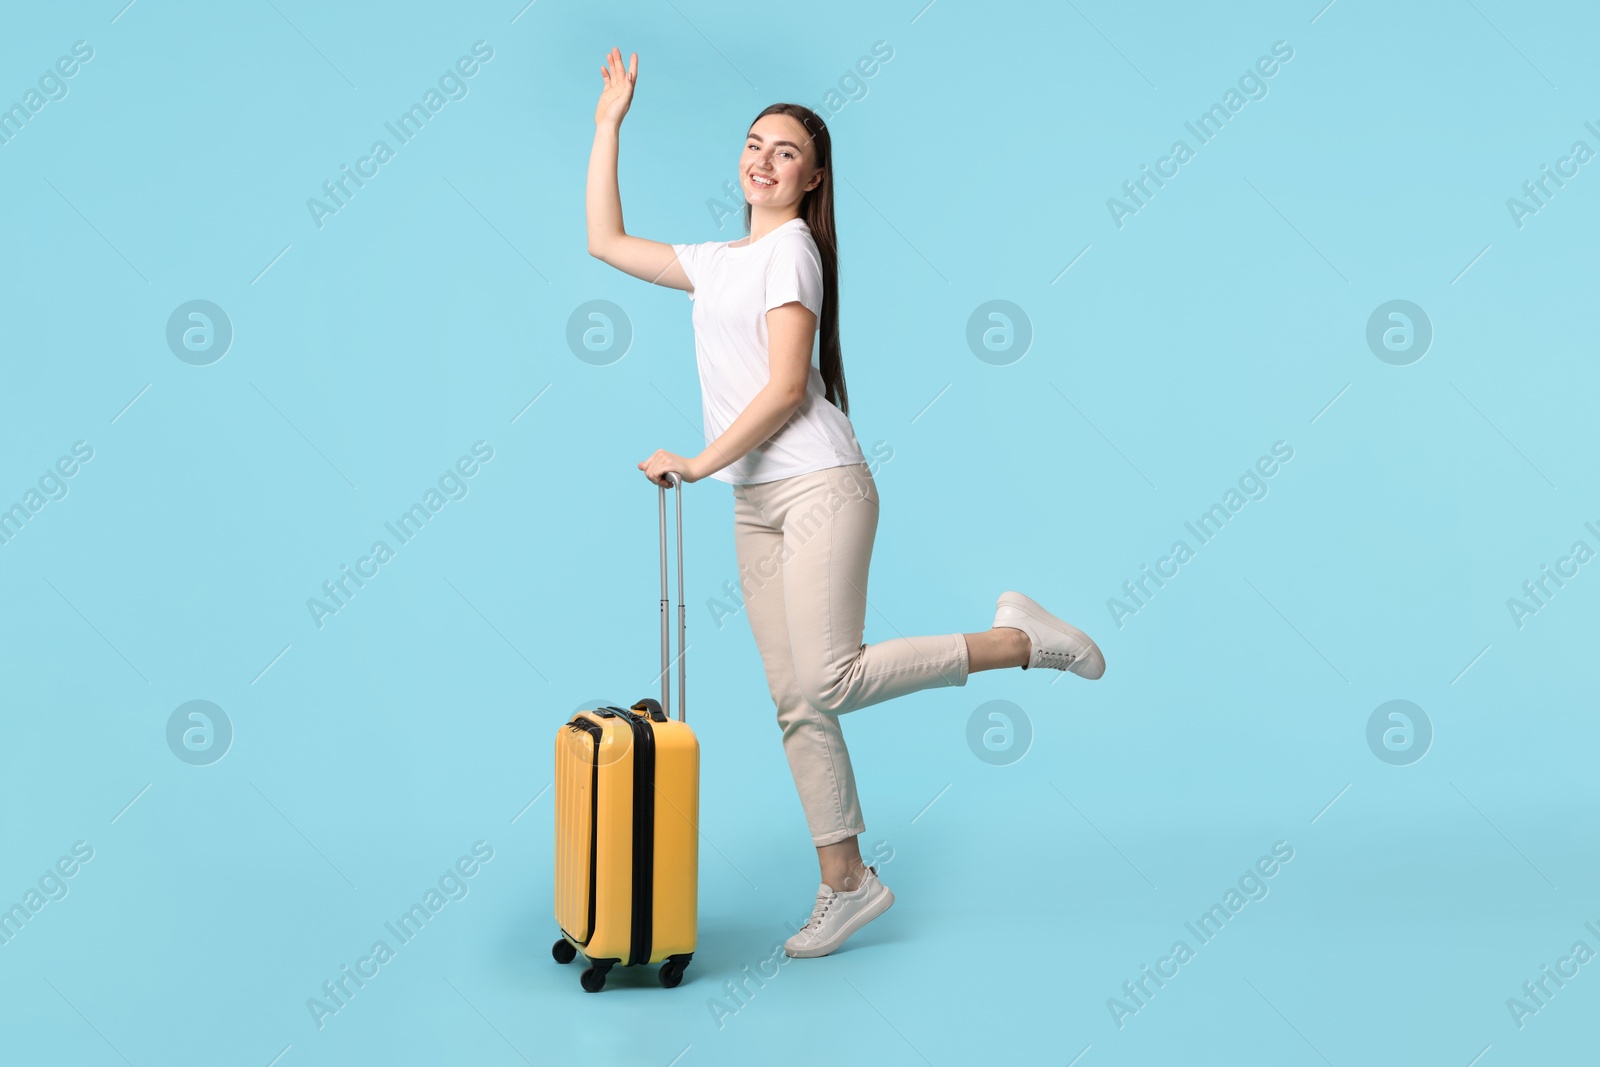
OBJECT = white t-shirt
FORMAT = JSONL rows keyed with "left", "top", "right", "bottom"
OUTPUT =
{"left": 671, "top": 217, "right": 867, "bottom": 486}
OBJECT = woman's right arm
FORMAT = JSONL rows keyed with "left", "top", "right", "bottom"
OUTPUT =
{"left": 586, "top": 48, "right": 691, "bottom": 291}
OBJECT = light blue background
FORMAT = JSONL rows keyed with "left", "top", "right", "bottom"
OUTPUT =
{"left": 2, "top": 1, "right": 1596, "bottom": 1064}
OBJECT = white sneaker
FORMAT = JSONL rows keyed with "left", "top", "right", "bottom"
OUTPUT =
{"left": 994, "top": 591, "right": 1106, "bottom": 679}
{"left": 783, "top": 865, "right": 895, "bottom": 959}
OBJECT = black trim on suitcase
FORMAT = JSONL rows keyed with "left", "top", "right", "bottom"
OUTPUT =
{"left": 623, "top": 708, "right": 657, "bottom": 967}
{"left": 566, "top": 717, "right": 604, "bottom": 947}
{"left": 594, "top": 705, "right": 658, "bottom": 967}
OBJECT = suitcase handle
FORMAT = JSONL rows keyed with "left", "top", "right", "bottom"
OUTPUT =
{"left": 655, "top": 472, "right": 685, "bottom": 722}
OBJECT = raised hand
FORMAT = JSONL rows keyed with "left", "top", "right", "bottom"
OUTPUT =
{"left": 595, "top": 47, "right": 637, "bottom": 128}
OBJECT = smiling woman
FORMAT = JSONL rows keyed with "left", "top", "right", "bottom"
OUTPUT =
{"left": 580, "top": 45, "right": 1108, "bottom": 964}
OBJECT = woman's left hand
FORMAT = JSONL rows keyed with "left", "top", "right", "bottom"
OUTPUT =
{"left": 639, "top": 449, "right": 703, "bottom": 487}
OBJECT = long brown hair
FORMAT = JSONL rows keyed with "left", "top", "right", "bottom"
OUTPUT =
{"left": 745, "top": 104, "right": 848, "bottom": 417}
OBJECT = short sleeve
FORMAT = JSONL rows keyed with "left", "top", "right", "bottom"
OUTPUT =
{"left": 671, "top": 242, "right": 700, "bottom": 300}
{"left": 764, "top": 235, "right": 824, "bottom": 318}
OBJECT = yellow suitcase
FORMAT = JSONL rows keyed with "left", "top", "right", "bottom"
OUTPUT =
{"left": 552, "top": 474, "right": 699, "bottom": 992}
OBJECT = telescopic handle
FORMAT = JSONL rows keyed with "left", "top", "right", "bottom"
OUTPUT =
{"left": 658, "top": 473, "right": 686, "bottom": 722}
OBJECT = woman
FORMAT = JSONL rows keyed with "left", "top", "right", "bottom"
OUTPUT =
{"left": 586, "top": 48, "right": 1106, "bottom": 958}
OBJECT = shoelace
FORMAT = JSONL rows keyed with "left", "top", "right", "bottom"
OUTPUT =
{"left": 798, "top": 889, "right": 838, "bottom": 936}
{"left": 1034, "top": 648, "right": 1077, "bottom": 670}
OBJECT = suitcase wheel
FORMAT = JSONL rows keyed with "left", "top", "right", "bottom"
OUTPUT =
{"left": 551, "top": 938, "right": 577, "bottom": 965}
{"left": 580, "top": 964, "right": 610, "bottom": 993}
{"left": 658, "top": 957, "right": 689, "bottom": 988}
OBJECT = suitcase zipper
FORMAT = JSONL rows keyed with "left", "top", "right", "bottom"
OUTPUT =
{"left": 566, "top": 717, "right": 604, "bottom": 947}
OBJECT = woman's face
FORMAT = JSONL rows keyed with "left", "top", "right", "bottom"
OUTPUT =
{"left": 741, "top": 114, "right": 822, "bottom": 209}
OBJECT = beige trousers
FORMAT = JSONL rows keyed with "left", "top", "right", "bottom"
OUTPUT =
{"left": 731, "top": 461, "right": 971, "bottom": 846}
